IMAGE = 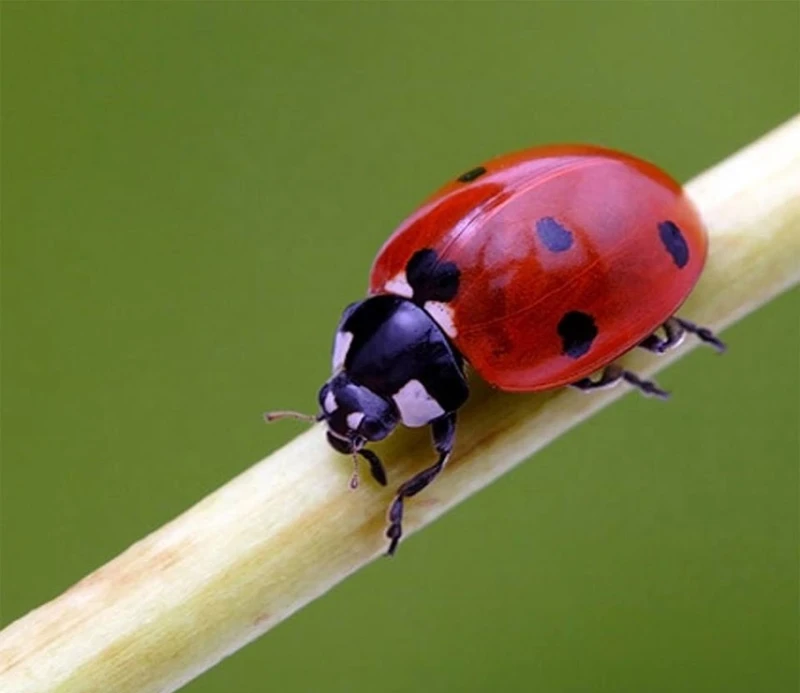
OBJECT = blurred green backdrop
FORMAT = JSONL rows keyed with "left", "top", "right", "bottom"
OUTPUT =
{"left": 3, "top": 3, "right": 798, "bottom": 692}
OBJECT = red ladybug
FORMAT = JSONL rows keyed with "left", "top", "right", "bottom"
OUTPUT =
{"left": 268, "top": 144, "right": 725, "bottom": 556}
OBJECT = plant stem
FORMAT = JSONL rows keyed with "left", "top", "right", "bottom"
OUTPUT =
{"left": 2, "top": 116, "right": 799, "bottom": 693}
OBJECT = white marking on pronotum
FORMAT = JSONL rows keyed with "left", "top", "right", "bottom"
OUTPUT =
{"left": 332, "top": 330, "right": 354, "bottom": 372}
{"left": 392, "top": 379, "right": 445, "bottom": 428}
{"left": 346, "top": 412, "right": 365, "bottom": 431}
{"left": 324, "top": 391, "right": 338, "bottom": 413}
{"left": 384, "top": 272, "right": 414, "bottom": 298}
{"left": 424, "top": 301, "right": 458, "bottom": 338}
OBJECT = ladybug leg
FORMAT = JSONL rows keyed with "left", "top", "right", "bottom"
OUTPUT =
{"left": 639, "top": 317, "right": 685, "bottom": 353}
{"left": 571, "top": 364, "right": 669, "bottom": 399}
{"left": 358, "top": 448, "right": 387, "bottom": 487}
{"left": 386, "top": 412, "right": 456, "bottom": 556}
{"left": 673, "top": 317, "right": 726, "bottom": 353}
{"left": 639, "top": 317, "right": 726, "bottom": 354}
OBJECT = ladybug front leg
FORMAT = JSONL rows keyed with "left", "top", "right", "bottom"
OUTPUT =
{"left": 385, "top": 412, "right": 456, "bottom": 556}
{"left": 571, "top": 364, "right": 669, "bottom": 399}
{"left": 639, "top": 317, "right": 726, "bottom": 354}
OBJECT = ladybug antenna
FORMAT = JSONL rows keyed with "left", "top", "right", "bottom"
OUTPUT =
{"left": 263, "top": 410, "right": 320, "bottom": 424}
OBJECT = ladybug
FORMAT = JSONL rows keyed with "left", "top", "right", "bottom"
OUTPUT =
{"left": 268, "top": 144, "right": 725, "bottom": 556}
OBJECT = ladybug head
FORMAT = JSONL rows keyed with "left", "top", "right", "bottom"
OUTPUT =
{"left": 317, "top": 372, "right": 399, "bottom": 456}
{"left": 264, "top": 371, "right": 397, "bottom": 488}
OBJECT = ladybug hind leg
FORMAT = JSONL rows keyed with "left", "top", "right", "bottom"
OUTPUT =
{"left": 571, "top": 364, "right": 670, "bottom": 399}
{"left": 639, "top": 317, "right": 726, "bottom": 354}
{"left": 386, "top": 412, "right": 456, "bottom": 556}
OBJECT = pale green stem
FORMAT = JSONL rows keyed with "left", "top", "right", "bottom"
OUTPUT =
{"left": 1, "top": 116, "right": 799, "bottom": 693}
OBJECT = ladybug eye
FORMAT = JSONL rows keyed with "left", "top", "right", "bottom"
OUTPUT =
{"left": 359, "top": 417, "right": 381, "bottom": 438}
{"left": 359, "top": 415, "right": 396, "bottom": 443}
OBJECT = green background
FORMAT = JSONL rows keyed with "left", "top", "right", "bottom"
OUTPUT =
{"left": 3, "top": 3, "right": 798, "bottom": 692}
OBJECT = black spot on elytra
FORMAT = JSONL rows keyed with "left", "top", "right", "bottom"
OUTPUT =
{"left": 536, "top": 217, "right": 574, "bottom": 252}
{"left": 405, "top": 248, "right": 460, "bottom": 304}
{"left": 557, "top": 311, "right": 598, "bottom": 359}
{"left": 658, "top": 221, "right": 689, "bottom": 268}
{"left": 456, "top": 166, "right": 487, "bottom": 183}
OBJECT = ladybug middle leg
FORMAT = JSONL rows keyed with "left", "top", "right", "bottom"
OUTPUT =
{"left": 571, "top": 364, "right": 669, "bottom": 399}
{"left": 386, "top": 412, "right": 456, "bottom": 556}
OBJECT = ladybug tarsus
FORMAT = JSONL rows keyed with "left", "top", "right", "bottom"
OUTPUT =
{"left": 675, "top": 317, "right": 727, "bottom": 354}
{"left": 571, "top": 364, "right": 670, "bottom": 400}
{"left": 620, "top": 370, "right": 670, "bottom": 400}
{"left": 386, "top": 523, "right": 402, "bottom": 557}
